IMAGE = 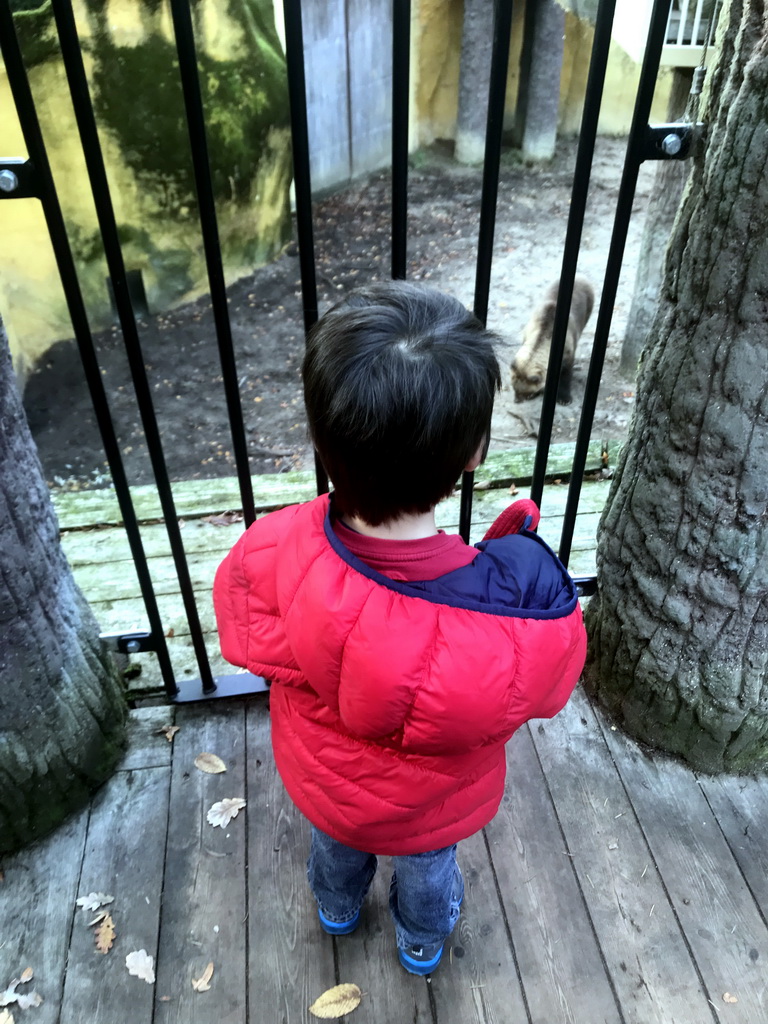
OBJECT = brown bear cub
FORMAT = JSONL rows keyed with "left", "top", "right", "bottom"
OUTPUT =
{"left": 511, "top": 276, "right": 595, "bottom": 405}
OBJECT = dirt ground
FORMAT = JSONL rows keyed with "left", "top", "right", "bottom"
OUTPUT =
{"left": 24, "top": 137, "right": 655, "bottom": 491}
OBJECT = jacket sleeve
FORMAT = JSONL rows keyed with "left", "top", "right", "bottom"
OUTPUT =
{"left": 213, "top": 507, "right": 303, "bottom": 681}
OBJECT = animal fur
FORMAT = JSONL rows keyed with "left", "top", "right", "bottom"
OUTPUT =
{"left": 511, "top": 276, "right": 595, "bottom": 405}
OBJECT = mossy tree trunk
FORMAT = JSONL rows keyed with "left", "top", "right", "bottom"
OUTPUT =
{"left": 585, "top": 0, "right": 768, "bottom": 773}
{"left": 0, "top": 319, "right": 126, "bottom": 853}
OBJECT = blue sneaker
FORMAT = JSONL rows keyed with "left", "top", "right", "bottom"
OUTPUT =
{"left": 397, "top": 866, "right": 463, "bottom": 975}
{"left": 399, "top": 942, "right": 444, "bottom": 975}
{"left": 317, "top": 907, "right": 360, "bottom": 935}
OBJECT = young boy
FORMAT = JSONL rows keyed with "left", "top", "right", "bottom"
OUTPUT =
{"left": 213, "top": 282, "right": 586, "bottom": 975}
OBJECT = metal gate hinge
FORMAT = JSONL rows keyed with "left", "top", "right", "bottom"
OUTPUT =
{"left": 0, "top": 159, "right": 40, "bottom": 199}
{"left": 100, "top": 630, "right": 155, "bottom": 654}
{"left": 642, "top": 123, "right": 704, "bottom": 162}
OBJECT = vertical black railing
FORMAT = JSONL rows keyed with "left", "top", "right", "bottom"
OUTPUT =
{"left": 557, "top": 0, "right": 672, "bottom": 567}
{"left": 391, "top": 0, "right": 411, "bottom": 281}
{"left": 460, "top": 0, "right": 515, "bottom": 543}
{"left": 169, "top": 0, "right": 256, "bottom": 527}
{"left": 2, "top": 0, "right": 677, "bottom": 697}
{"left": 283, "top": 0, "right": 328, "bottom": 495}
{"left": 49, "top": 0, "right": 219, "bottom": 696}
{"left": 529, "top": 0, "right": 618, "bottom": 511}
{"left": 0, "top": 0, "right": 178, "bottom": 693}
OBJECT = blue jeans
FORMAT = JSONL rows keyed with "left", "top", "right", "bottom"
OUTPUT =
{"left": 307, "top": 826, "right": 464, "bottom": 949}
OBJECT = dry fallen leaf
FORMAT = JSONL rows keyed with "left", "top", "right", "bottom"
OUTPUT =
{"left": 126, "top": 950, "right": 155, "bottom": 984}
{"left": 206, "top": 798, "right": 246, "bottom": 828}
{"left": 88, "top": 911, "right": 108, "bottom": 927}
{"left": 202, "top": 511, "right": 243, "bottom": 526}
{"left": 194, "top": 753, "right": 227, "bottom": 775}
{"left": 723, "top": 993, "right": 739, "bottom": 1004}
{"left": 13, "top": 992, "right": 41, "bottom": 1011}
{"left": 158, "top": 724, "right": 180, "bottom": 743}
{"left": 76, "top": 892, "right": 114, "bottom": 912}
{"left": 309, "top": 983, "right": 362, "bottom": 1019}
{"left": 0, "top": 973, "right": 42, "bottom": 1011}
{"left": 95, "top": 914, "right": 116, "bottom": 954}
{"left": 0, "top": 1009, "right": 14, "bottom": 1024}
{"left": 191, "top": 962, "right": 214, "bottom": 992}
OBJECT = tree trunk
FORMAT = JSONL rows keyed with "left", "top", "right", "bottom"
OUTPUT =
{"left": 455, "top": 0, "right": 496, "bottom": 164}
{"left": 584, "top": 0, "right": 768, "bottom": 773}
{"left": 515, "top": 0, "right": 565, "bottom": 162}
{"left": 621, "top": 67, "right": 694, "bottom": 376}
{"left": 0, "top": 319, "right": 126, "bottom": 853}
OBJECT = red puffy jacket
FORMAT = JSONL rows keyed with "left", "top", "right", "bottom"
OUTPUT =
{"left": 214, "top": 494, "right": 586, "bottom": 854}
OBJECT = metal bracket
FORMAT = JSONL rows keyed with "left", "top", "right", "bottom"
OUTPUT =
{"left": 100, "top": 630, "right": 155, "bottom": 655}
{"left": 0, "top": 159, "right": 40, "bottom": 199}
{"left": 642, "top": 123, "right": 703, "bottom": 162}
{"left": 572, "top": 576, "right": 597, "bottom": 598}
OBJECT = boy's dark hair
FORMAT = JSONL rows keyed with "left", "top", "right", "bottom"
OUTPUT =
{"left": 302, "top": 282, "right": 501, "bottom": 525}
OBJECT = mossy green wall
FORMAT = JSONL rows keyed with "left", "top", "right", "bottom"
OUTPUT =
{"left": 1, "top": 0, "right": 291, "bottom": 381}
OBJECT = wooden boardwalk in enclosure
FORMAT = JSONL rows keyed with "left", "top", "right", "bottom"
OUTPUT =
{"left": 2, "top": 691, "right": 768, "bottom": 1023}
{"left": 53, "top": 441, "right": 616, "bottom": 699}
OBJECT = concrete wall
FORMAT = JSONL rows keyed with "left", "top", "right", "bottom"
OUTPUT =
{"left": 414, "top": 1, "right": 674, "bottom": 148}
{"left": 1, "top": 0, "right": 292, "bottom": 381}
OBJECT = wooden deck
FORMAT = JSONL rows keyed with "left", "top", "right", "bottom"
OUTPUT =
{"left": 2, "top": 690, "right": 768, "bottom": 1023}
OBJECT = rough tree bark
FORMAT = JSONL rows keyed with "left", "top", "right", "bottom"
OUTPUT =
{"left": 513, "top": 0, "right": 565, "bottom": 161}
{"left": 585, "top": 0, "right": 768, "bottom": 772}
{"left": 0, "top": 319, "right": 126, "bottom": 853}
{"left": 455, "top": 0, "right": 495, "bottom": 164}
{"left": 621, "top": 68, "right": 694, "bottom": 376}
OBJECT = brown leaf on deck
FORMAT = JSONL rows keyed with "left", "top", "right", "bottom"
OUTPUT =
{"left": 202, "top": 511, "right": 243, "bottom": 526}
{"left": 125, "top": 950, "right": 155, "bottom": 984}
{"left": 0, "top": 1009, "right": 14, "bottom": 1024}
{"left": 17, "top": 971, "right": 32, "bottom": 986}
{"left": 77, "top": 892, "right": 114, "bottom": 913}
{"left": 206, "top": 798, "right": 246, "bottom": 828}
{"left": 95, "top": 914, "right": 116, "bottom": 954}
{"left": 191, "top": 962, "right": 214, "bottom": 992}
{"left": 158, "top": 725, "right": 180, "bottom": 743}
{"left": 723, "top": 993, "right": 739, "bottom": 1004}
{"left": 309, "top": 983, "right": 362, "bottom": 1019}
{"left": 194, "top": 753, "right": 227, "bottom": 775}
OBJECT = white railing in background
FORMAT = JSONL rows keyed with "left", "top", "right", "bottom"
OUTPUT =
{"left": 667, "top": 0, "right": 711, "bottom": 47}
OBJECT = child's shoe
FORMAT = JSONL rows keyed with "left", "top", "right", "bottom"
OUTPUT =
{"left": 317, "top": 907, "right": 360, "bottom": 935}
{"left": 398, "top": 941, "right": 444, "bottom": 975}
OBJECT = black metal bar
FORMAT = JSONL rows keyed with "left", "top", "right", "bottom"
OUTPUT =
{"left": 173, "top": 672, "right": 270, "bottom": 703}
{"left": 460, "top": 0, "right": 514, "bottom": 543}
{"left": 0, "top": 0, "right": 178, "bottom": 695}
{"left": 558, "top": 0, "right": 673, "bottom": 568}
{"left": 391, "top": 0, "right": 411, "bottom": 280}
{"left": 283, "top": 0, "right": 328, "bottom": 495}
{"left": 50, "top": 0, "right": 217, "bottom": 694}
{"left": 472, "top": 0, "right": 514, "bottom": 327}
{"left": 530, "top": 0, "right": 617, "bottom": 510}
{"left": 168, "top": 0, "right": 256, "bottom": 527}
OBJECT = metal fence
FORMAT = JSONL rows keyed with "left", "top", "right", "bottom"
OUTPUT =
{"left": 0, "top": 0, "right": 689, "bottom": 702}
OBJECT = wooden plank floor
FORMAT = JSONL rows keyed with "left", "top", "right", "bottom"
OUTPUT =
{"left": 2, "top": 691, "right": 767, "bottom": 1024}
